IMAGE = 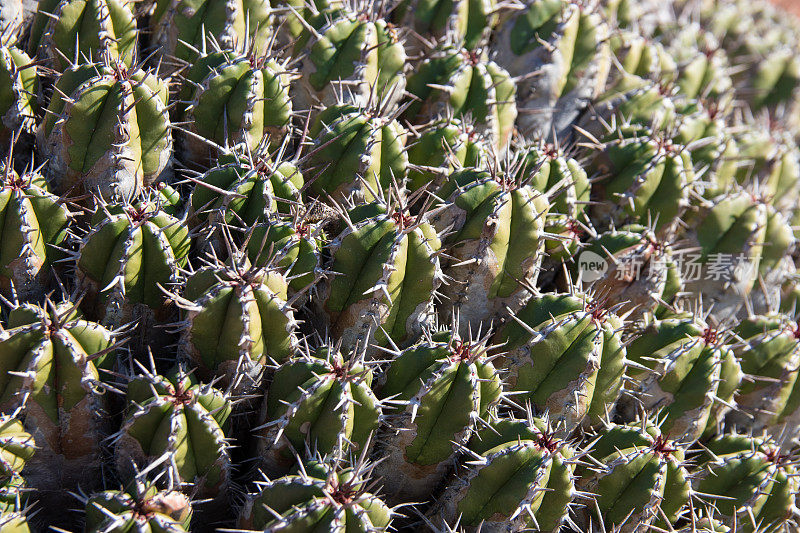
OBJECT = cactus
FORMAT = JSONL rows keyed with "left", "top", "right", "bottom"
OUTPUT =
{"left": 178, "top": 48, "right": 296, "bottom": 165}
{"left": 576, "top": 420, "right": 691, "bottom": 531}
{"left": 680, "top": 188, "right": 768, "bottom": 320}
{"left": 513, "top": 142, "right": 591, "bottom": 263}
{"left": 0, "top": 47, "right": 36, "bottom": 151}
{"left": 724, "top": 315, "right": 800, "bottom": 431}
{"left": 75, "top": 197, "right": 190, "bottom": 327}
{"left": 115, "top": 364, "right": 233, "bottom": 498}
{"left": 403, "top": 45, "right": 516, "bottom": 151}
{"left": 148, "top": 0, "right": 272, "bottom": 67}
{"left": 320, "top": 202, "right": 442, "bottom": 355}
{"left": 492, "top": 0, "right": 610, "bottom": 138}
{"left": 494, "top": 293, "right": 627, "bottom": 431}
{"left": 406, "top": 117, "right": 489, "bottom": 193}
{"left": 295, "top": 5, "right": 406, "bottom": 110}
{"left": 38, "top": 60, "right": 172, "bottom": 201}
{"left": 256, "top": 343, "right": 380, "bottom": 474}
{"left": 238, "top": 454, "right": 394, "bottom": 531}
{"left": 431, "top": 414, "right": 576, "bottom": 532}
{"left": 622, "top": 313, "right": 725, "bottom": 443}
{"left": 0, "top": 164, "right": 70, "bottom": 300}
{"left": 83, "top": 479, "right": 192, "bottom": 533}
{"left": 305, "top": 103, "right": 408, "bottom": 202}
{"left": 0, "top": 299, "right": 116, "bottom": 498}
{"left": 28, "top": 0, "right": 137, "bottom": 71}
{"left": 429, "top": 167, "right": 549, "bottom": 332}
{"left": 693, "top": 434, "right": 797, "bottom": 531}
{"left": 246, "top": 217, "right": 322, "bottom": 295}
{"left": 590, "top": 128, "right": 696, "bottom": 234}
{"left": 576, "top": 225, "right": 683, "bottom": 318}
{"left": 373, "top": 329, "right": 502, "bottom": 502}
{"left": 391, "top": 0, "right": 496, "bottom": 52}
{"left": 177, "top": 251, "right": 298, "bottom": 387}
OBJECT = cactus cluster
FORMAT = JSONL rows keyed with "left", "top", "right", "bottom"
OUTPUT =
{"left": 0, "top": 0, "right": 799, "bottom": 531}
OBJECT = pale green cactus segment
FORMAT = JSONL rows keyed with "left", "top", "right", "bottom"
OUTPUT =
{"left": 181, "top": 53, "right": 295, "bottom": 163}
{"left": 0, "top": 471, "right": 27, "bottom": 514}
{"left": 578, "top": 225, "right": 681, "bottom": 318}
{"left": 28, "top": 0, "right": 137, "bottom": 71}
{"left": 116, "top": 368, "right": 232, "bottom": 497}
{"left": 492, "top": 0, "right": 609, "bottom": 138}
{"left": 38, "top": 62, "right": 172, "bottom": 201}
{"left": 694, "top": 435, "right": 781, "bottom": 528}
{"left": 307, "top": 104, "right": 408, "bottom": 202}
{"left": 760, "top": 206, "right": 794, "bottom": 276}
{"left": 189, "top": 158, "right": 276, "bottom": 229}
{"left": 76, "top": 200, "right": 190, "bottom": 318}
{"left": 0, "top": 47, "right": 36, "bottom": 149}
{"left": 403, "top": 46, "right": 516, "bottom": 150}
{"left": 495, "top": 293, "right": 626, "bottom": 430}
{"left": 0, "top": 167, "right": 70, "bottom": 299}
{"left": 0, "top": 416, "right": 34, "bottom": 477}
{"left": 577, "top": 421, "right": 691, "bottom": 530}
{"left": 322, "top": 205, "right": 442, "bottom": 354}
{"left": 514, "top": 144, "right": 590, "bottom": 260}
{"left": 257, "top": 347, "right": 380, "bottom": 473}
{"left": 592, "top": 132, "right": 695, "bottom": 232}
{"left": 609, "top": 31, "right": 676, "bottom": 84}
{"left": 624, "top": 315, "right": 722, "bottom": 443}
{"left": 393, "top": 0, "right": 496, "bottom": 51}
{"left": 674, "top": 100, "right": 737, "bottom": 197}
{"left": 672, "top": 44, "right": 733, "bottom": 102}
{"left": 749, "top": 48, "right": 800, "bottom": 112}
{"left": 84, "top": 480, "right": 192, "bottom": 533}
{"left": 239, "top": 458, "right": 393, "bottom": 531}
{"left": 406, "top": 117, "right": 489, "bottom": 193}
{"left": 247, "top": 219, "right": 320, "bottom": 292}
{"left": 373, "top": 330, "right": 501, "bottom": 502}
{"left": 149, "top": 0, "right": 272, "bottom": 66}
{"left": 300, "top": 13, "right": 406, "bottom": 108}
{"left": 729, "top": 315, "right": 800, "bottom": 429}
{"left": 682, "top": 190, "right": 767, "bottom": 319}
{"left": 0, "top": 302, "right": 115, "bottom": 493}
{"left": 179, "top": 259, "right": 297, "bottom": 385}
{"left": 460, "top": 417, "right": 575, "bottom": 532}
{"left": 433, "top": 416, "right": 574, "bottom": 532}
{"left": 585, "top": 79, "right": 677, "bottom": 137}
{"left": 429, "top": 168, "right": 549, "bottom": 331}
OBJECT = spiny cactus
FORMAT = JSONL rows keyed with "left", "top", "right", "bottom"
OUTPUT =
{"left": 148, "top": 0, "right": 273, "bottom": 68}
{"left": 28, "top": 0, "right": 137, "bottom": 71}
{"left": 622, "top": 313, "right": 727, "bottom": 443}
{"left": 0, "top": 47, "right": 36, "bottom": 151}
{"left": 373, "top": 328, "right": 502, "bottom": 503}
{"left": 403, "top": 45, "right": 516, "bottom": 151}
{"left": 0, "top": 298, "right": 116, "bottom": 499}
{"left": 294, "top": 3, "right": 406, "bottom": 110}
{"left": 492, "top": 0, "right": 610, "bottom": 138}
{"left": 431, "top": 413, "right": 577, "bottom": 532}
{"left": 83, "top": 478, "right": 193, "bottom": 532}
{"left": 693, "top": 433, "right": 798, "bottom": 532}
{"left": 115, "top": 363, "right": 233, "bottom": 498}
{"left": 178, "top": 47, "right": 296, "bottom": 165}
{"left": 575, "top": 419, "right": 691, "bottom": 532}
{"left": 256, "top": 342, "right": 380, "bottom": 474}
{"left": 320, "top": 200, "right": 442, "bottom": 355}
{"left": 305, "top": 102, "right": 408, "bottom": 202}
{"left": 430, "top": 167, "right": 549, "bottom": 332}
{"left": 176, "top": 250, "right": 298, "bottom": 388}
{"left": 38, "top": 59, "right": 172, "bottom": 201}
{"left": 0, "top": 164, "right": 70, "bottom": 300}
{"left": 75, "top": 197, "right": 190, "bottom": 327}
{"left": 238, "top": 452, "right": 394, "bottom": 531}
{"left": 494, "top": 292, "right": 627, "bottom": 431}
